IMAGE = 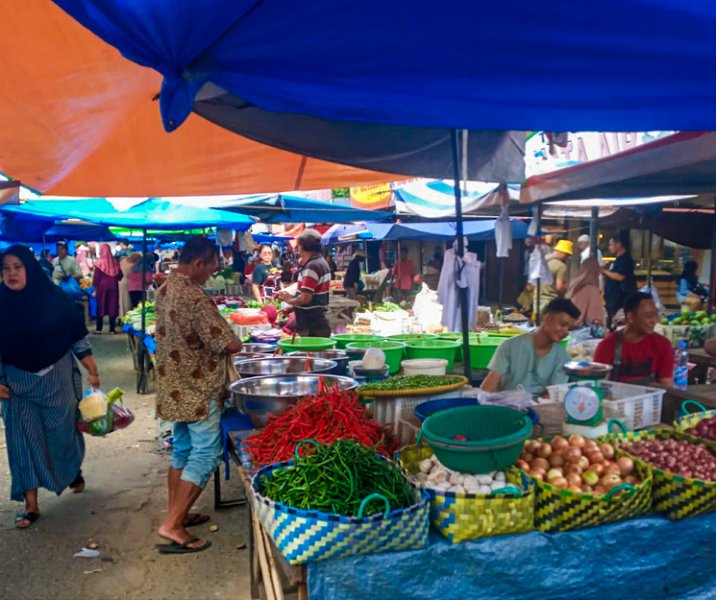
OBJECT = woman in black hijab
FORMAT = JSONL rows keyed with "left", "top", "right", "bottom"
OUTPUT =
{"left": 0, "top": 245, "right": 101, "bottom": 528}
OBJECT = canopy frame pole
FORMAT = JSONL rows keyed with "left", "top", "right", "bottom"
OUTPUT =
{"left": 710, "top": 197, "right": 716, "bottom": 313}
{"left": 137, "top": 228, "right": 149, "bottom": 394}
{"left": 646, "top": 218, "right": 653, "bottom": 294}
{"left": 451, "top": 129, "right": 472, "bottom": 379}
{"left": 589, "top": 206, "right": 598, "bottom": 258}
{"left": 535, "top": 203, "right": 543, "bottom": 326}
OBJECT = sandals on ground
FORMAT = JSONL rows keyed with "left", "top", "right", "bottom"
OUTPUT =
{"left": 15, "top": 512, "right": 40, "bottom": 529}
{"left": 156, "top": 537, "right": 212, "bottom": 554}
{"left": 70, "top": 472, "right": 85, "bottom": 493}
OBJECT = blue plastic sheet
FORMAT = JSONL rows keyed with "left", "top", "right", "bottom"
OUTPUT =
{"left": 308, "top": 514, "right": 716, "bottom": 600}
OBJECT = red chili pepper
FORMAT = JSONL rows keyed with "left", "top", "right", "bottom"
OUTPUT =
{"left": 245, "top": 386, "right": 399, "bottom": 466}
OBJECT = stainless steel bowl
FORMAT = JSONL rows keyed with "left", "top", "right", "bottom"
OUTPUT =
{"left": 240, "top": 343, "right": 276, "bottom": 354}
{"left": 563, "top": 361, "right": 613, "bottom": 379}
{"left": 233, "top": 352, "right": 271, "bottom": 362}
{"left": 233, "top": 357, "right": 337, "bottom": 378}
{"left": 286, "top": 350, "right": 349, "bottom": 375}
{"left": 228, "top": 374, "right": 358, "bottom": 427}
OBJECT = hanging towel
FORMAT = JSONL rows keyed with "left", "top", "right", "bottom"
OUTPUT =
{"left": 495, "top": 206, "right": 512, "bottom": 258}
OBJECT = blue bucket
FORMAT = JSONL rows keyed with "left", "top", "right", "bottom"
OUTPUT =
{"left": 414, "top": 397, "right": 479, "bottom": 421}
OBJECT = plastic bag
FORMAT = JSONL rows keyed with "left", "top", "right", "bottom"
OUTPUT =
{"left": 477, "top": 387, "right": 534, "bottom": 410}
{"left": 59, "top": 276, "right": 83, "bottom": 302}
{"left": 411, "top": 283, "right": 444, "bottom": 333}
{"left": 76, "top": 388, "right": 133, "bottom": 436}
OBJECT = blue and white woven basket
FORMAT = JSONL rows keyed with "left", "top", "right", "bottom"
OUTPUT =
{"left": 252, "top": 460, "right": 430, "bottom": 565}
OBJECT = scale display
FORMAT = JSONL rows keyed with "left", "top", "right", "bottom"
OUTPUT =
{"left": 563, "top": 385, "right": 603, "bottom": 426}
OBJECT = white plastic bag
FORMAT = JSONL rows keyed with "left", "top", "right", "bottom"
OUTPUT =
{"left": 411, "top": 283, "right": 444, "bottom": 333}
{"left": 477, "top": 387, "right": 534, "bottom": 410}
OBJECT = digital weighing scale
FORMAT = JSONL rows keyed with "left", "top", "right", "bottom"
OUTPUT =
{"left": 561, "top": 361, "right": 613, "bottom": 438}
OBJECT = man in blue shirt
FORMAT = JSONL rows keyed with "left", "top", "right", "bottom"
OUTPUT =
{"left": 480, "top": 298, "right": 580, "bottom": 396}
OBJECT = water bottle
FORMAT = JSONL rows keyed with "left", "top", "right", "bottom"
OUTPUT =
{"left": 673, "top": 341, "right": 689, "bottom": 390}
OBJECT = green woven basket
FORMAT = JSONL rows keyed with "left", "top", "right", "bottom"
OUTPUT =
{"left": 418, "top": 405, "right": 533, "bottom": 474}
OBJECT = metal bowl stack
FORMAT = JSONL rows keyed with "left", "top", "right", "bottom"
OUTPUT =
{"left": 228, "top": 374, "right": 358, "bottom": 427}
{"left": 233, "top": 342, "right": 276, "bottom": 362}
{"left": 286, "top": 349, "right": 349, "bottom": 375}
{"left": 233, "top": 356, "right": 337, "bottom": 378}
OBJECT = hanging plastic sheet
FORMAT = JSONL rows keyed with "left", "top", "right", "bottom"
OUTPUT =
{"left": 308, "top": 514, "right": 716, "bottom": 600}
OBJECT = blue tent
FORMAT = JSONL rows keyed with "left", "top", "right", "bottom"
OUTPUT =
{"left": 0, "top": 198, "right": 254, "bottom": 230}
{"left": 221, "top": 195, "right": 393, "bottom": 224}
{"left": 55, "top": 0, "right": 716, "bottom": 135}
{"left": 365, "top": 220, "right": 528, "bottom": 242}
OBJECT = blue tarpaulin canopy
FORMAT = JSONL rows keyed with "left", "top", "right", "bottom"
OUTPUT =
{"left": 0, "top": 198, "right": 254, "bottom": 231}
{"left": 219, "top": 195, "right": 393, "bottom": 224}
{"left": 55, "top": 0, "right": 716, "bottom": 136}
{"left": 365, "top": 220, "right": 528, "bottom": 242}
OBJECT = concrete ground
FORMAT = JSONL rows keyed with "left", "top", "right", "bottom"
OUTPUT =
{"left": 0, "top": 333, "right": 252, "bottom": 600}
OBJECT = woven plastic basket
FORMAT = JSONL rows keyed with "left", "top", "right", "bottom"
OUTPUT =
{"left": 400, "top": 445, "right": 534, "bottom": 543}
{"left": 600, "top": 428, "right": 716, "bottom": 521}
{"left": 252, "top": 460, "right": 430, "bottom": 564}
{"left": 418, "top": 405, "right": 533, "bottom": 474}
{"left": 673, "top": 400, "right": 716, "bottom": 452}
{"left": 357, "top": 375, "right": 468, "bottom": 398}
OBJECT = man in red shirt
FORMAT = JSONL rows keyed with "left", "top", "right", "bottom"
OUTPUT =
{"left": 392, "top": 247, "right": 415, "bottom": 303}
{"left": 594, "top": 292, "right": 674, "bottom": 386}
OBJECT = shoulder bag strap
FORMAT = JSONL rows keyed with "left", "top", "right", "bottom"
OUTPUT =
{"left": 611, "top": 331, "right": 623, "bottom": 381}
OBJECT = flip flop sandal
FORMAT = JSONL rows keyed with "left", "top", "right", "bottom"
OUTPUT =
{"left": 70, "top": 473, "right": 85, "bottom": 493}
{"left": 184, "top": 513, "right": 210, "bottom": 528}
{"left": 157, "top": 537, "right": 212, "bottom": 555}
{"left": 15, "top": 512, "right": 40, "bottom": 529}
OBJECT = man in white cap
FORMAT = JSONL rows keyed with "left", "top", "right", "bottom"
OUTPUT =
{"left": 577, "top": 234, "right": 604, "bottom": 266}
{"left": 278, "top": 229, "right": 332, "bottom": 337}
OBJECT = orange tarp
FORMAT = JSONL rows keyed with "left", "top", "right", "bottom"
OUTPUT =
{"left": 0, "top": 2, "right": 400, "bottom": 197}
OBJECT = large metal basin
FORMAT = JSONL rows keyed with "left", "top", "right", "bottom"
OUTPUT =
{"left": 233, "top": 356, "right": 337, "bottom": 378}
{"left": 228, "top": 374, "right": 358, "bottom": 427}
{"left": 286, "top": 350, "right": 349, "bottom": 375}
{"left": 240, "top": 343, "right": 276, "bottom": 354}
{"left": 233, "top": 352, "right": 271, "bottom": 362}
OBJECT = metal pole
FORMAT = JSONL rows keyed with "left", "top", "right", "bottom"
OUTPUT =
{"left": 137, "top": 228, "right": 148, "bottom": 394}
{"left": 535, "top": 203, "right": 543, "bottom": 325}
{"left": 451, "top": 129, "right": 472, "bottom": 379}
{"left": 646, "top": 218, "right": 653, "bottom": 294}
{"left": 589, "top": 206, "right": 599, "bottom": 258}
{"left": 710, "top": 197, "right": 716, "bottom": 313}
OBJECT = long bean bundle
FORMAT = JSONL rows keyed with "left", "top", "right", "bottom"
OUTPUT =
{"left": 260, "top": 440, "right": 416, "bottom": 517}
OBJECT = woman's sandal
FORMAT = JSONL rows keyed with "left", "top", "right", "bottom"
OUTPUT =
{"left": 15, "top": 512, "right": 40, "bottom": 529}
{"left": 70, "top": 473, "right": 85, "bottom": 494}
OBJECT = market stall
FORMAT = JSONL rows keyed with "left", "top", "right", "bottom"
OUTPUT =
{"left": 223, "top": 361, "right": 716, "bottom": 600}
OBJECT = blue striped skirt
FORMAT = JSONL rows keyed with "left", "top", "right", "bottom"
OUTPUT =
{"left": 1, "top": 352, "right": 85, "bottom": 502}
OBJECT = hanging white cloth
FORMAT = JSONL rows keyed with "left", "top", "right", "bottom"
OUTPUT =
{"left": 438, "top": 242, "right": 481, "bottom": 332}
{"left": 494, "top": 206, "right": 512, "bottom": 258}
{"left": 527, "top": 246, "right": 553, "bottom": 286}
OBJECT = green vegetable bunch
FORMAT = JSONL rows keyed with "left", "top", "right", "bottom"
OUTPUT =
{"left": 359, "top": 375, "right": 462, "bottom": 392}
{"left": 260, "top": 439, "right": 416, "bottom": 517}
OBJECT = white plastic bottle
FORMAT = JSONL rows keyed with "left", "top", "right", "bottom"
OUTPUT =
{"left": 673, "top": 341, "right": 689, "bottom": 390}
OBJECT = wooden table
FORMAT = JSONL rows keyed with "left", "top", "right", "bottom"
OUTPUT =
{"left": 237, "top": 465, "right": 308, "bottom": 600}
{"left": 661, "top": 384, "right": 716, "bottom": 424}
{"left": 688, "top": 348, "right": 716, "bottom": 384}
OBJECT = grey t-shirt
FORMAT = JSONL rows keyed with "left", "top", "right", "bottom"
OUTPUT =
{"left": 487, "top": 332, "right": 569, "bottom": 395}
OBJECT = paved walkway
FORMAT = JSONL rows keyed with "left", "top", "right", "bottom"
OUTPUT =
{"left": 0, "top": 334, "right": 251, "bottom": 600}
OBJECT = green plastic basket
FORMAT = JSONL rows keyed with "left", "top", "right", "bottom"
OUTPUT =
{"left": 330, "top": 334, "right": 384, "bottom": 349}
{"left": 346, "top": 340, "right": 406, "bottom": 374}
{"left": 277, "top": 337, "right": 337, "bottom": 352}
{"left": 436, "top": 332, "right": 479, "bottom": 361}
{"left": 468, "top": 336, "right": 505, "bottom": 369}
{"left": 387, "top": 333, "right": 439, "bottom": 343}
{"left": 419, "top": 405, "right": 533, "bottom": 474}
{"left": 404, "top": 339, "right": 461, "bottom": 370}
